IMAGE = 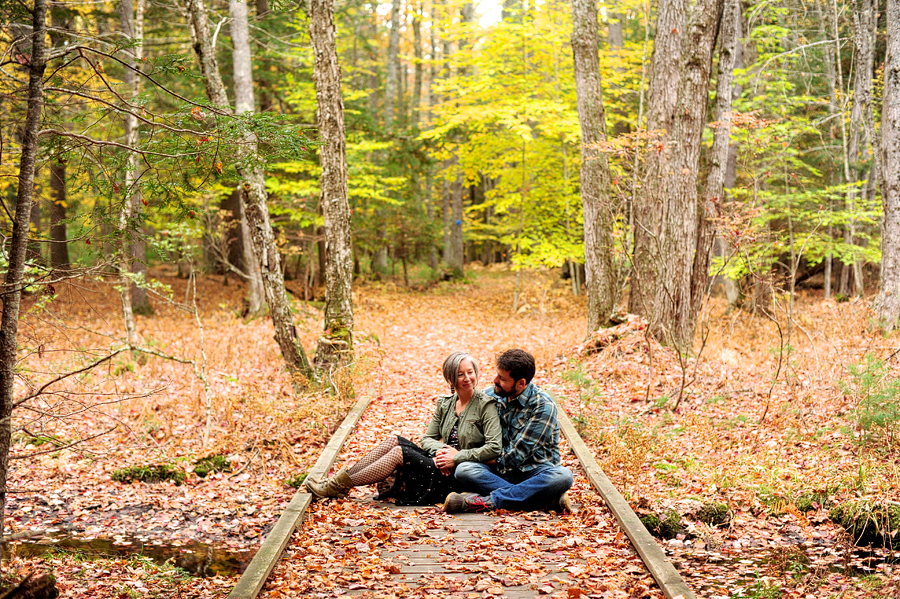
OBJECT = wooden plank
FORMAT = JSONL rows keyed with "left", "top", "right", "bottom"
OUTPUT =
{"left": 550, "top": 391, "right": 696, "bottom": 599}
{"left": 227, "top": 392, "right": 375, "bottom": 599}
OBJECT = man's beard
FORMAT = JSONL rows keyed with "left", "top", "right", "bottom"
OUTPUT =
{"left": 492, "top": 383, "right": 514, "bottom": 397}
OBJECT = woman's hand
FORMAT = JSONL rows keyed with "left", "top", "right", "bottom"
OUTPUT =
{"left": 435, "top": 446, "right": 458, "bottom": 471}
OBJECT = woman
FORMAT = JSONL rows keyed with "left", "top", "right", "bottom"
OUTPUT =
{"left": 306, "top": 351, "right": 501, "bottom": 505}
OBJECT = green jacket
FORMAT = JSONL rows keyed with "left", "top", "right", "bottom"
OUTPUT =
{"left": 420, "top": 390, "right": 502, "bottom": 465}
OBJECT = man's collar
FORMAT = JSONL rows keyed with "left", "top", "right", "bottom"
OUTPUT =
{"left": 501, "top": 382, "right": 537, "bottom": 407}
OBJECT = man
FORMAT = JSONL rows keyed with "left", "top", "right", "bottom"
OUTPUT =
{"left": 438, "top": 348, "right": 574, "bottom": 513}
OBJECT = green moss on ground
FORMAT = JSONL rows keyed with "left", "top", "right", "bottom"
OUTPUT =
{"left": 112, "top": 463, "right": 186, "bottom": 485}
{"left": 829, "top": 500, "right": 900, "bottom": 546}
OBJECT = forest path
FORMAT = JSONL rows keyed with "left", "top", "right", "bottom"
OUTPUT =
{"left": 259, "top": 279, "right": 666, "bottom": 598}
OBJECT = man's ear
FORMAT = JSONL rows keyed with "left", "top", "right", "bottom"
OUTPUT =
{"left": 515, "top": 379, "right": 528, "bottom": 394}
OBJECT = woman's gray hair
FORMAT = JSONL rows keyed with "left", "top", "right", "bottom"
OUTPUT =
{"left": 442, "top": 351, "right": 480, "bottom": 391}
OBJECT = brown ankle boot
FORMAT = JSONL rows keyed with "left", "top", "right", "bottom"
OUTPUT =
{"left": 306, "top": 467, "right": 354, "bottom": 498}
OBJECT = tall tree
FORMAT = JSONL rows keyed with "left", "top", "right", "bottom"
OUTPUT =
{"left": 0, "top": 0, "right": 47, "bottom": 547}
{"left": 631, "top": 0, "right": 724, "bottom": 347}
{"left": 310, "top": 0, "right": 355, "bottom": 369}
{"left": 874, "top": 0, "right": 900, "bottom": 331}
{"left": 49, "top": 161, "right": 70, "bottom": 271}
{"left": 229, "top": 0, "right": 265, "bottom": 314}
{"left": 571, "top": 0, "right": 616, "bottom": 331}
{"left": 119, "top": 0, "right": 150, "bottom": 315}
{"left": 384, "top": 0, "right": 402, "bottom": 133}
{"left": 629, "top": 0, "right": 688, "bottom": 319}
{"left": 692, "top": 0, "right": 740, "bottom": 316}
{"left": 184, "top": 0, "right": 314, "bottom": 379}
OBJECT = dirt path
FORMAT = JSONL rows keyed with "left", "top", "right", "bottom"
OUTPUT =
{"left": 259, "top": 285, "right": 666, "bottom": 598}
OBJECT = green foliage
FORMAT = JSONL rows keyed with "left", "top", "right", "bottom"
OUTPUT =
{"left": 286, "top": 471, "right": 309, "bottom": 488}
{"left": 639, "top": 509, "right": 683, "bottom": 539}
{"left": 696, "top": 502, "right": 731, "bottom": 526}
{"left": 193, "top": 455, "right": 231, "bottom": 478}
{"left": 112, "top": 463, "right": 186, "bottom": 485}
{"left": 840, "top": 355, "right": 900, "bottom": 448}
{"left": 829, "top": 500, "right": 900, "bottom": 546}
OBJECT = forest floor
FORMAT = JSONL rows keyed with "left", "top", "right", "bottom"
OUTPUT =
{"left": 3, "top": 265, "right": 899, "bottom": 598}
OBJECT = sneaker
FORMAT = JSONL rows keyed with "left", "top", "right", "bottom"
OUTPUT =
{"left": 442, "top": 492, "right": 493, "bottom": 513}
{"left": 554, "top": 491, "right": 575, "bottom": 514}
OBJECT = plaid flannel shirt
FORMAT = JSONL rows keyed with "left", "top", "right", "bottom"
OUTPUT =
{"left": 484, "top": 382, "right": 561, "bottom": 474}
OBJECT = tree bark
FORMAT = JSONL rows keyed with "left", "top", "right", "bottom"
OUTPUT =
{"left": 49, "top": 162, "right": 70, "bottom": 271}
{"left": 230, "top": 0, "right": 265, "bottom": 314}
{"left": 26, "top": 195, "right": 41, "bottom": 265}
{"left": 0, "top": 0, "right": 47, "bottom": 548}
{"left": 120, "top": 0, "right": 150, "bottom": 315}
{"left": 310, "top": 0, "right": 355, "bottom": 370}
{"left": 632, "top": 0, "right": 724, "bottom": 348}
{"left": 572, "top": 0, "right": 616, "bottom": 331}
{"left": 874, "top": 0, "right": 900, "bottom": 331}
{"left": 384, "top": 0, "right": 402, "bottom": 134}
{"left": 630, "top": 0, "right": 689, "bottom": 318}
{"left": 693, "top": 0, "right": 740, "bottom": 317}
{"left": 185, "top": 0, "right": 314, "bottom": 380}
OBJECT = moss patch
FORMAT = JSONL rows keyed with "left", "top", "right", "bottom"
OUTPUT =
{"left": 829, "top": 500, "right": 900, "bottom": 546}
{"left": 639, "top": 509, "right": 683, "bottom": 539}
{"left": 112, "top": 463, "right": 186, "bottom": 485}
{"left": 286, "top": 472, "right": 309, "bottom": 488}
{"left": 194, "top": 455, "right": 231, "bottom": 478}
{"left": 696, "top": 502, "right": 731, "bottom": 526}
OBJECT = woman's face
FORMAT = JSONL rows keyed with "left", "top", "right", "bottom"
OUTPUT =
{"left": 455, "top": 358, "right": 478, "bottom": 392}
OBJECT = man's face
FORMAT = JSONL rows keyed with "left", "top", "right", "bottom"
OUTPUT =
{"left": 493, "top": 368, "right": 522, "bottom": 398}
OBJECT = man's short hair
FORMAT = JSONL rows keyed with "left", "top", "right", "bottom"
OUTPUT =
{"left": 496, "top": 349, "right": 535, "bottom": 384}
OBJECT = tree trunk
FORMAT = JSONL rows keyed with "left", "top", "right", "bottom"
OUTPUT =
{"left": 120, "top": 0, "right": 150, "bottom": 315}
{"left": 49, "top": 162, "right": 70, "bottom": 271}
{"left": 185, "top": 0, "right": 314, "bottom": 379}
{"left": 412, "top": 3, "right": 422, "bottom": 130}
{"left": 230, "top": 0, "right": 265, "bottom": 314}
{"left": 384, "top": 0, "right": 402, "bottom": 134}
{"left": 26, "top": 195, "right": 41, "bottom": 265}
{"left": 693, "top": 0, "right": 739, "bottom": 316}
{"left": 873, "top": 0, "right": 900, "bottom": 331}
{"left": 629, "top": 0, "right": 689, "bottom": 318}
{"left": 447, "top": 156, "right": 465, "bottom": 275}
{"left": 310, "top": 0, "right": 354, "bottom": 370}
{"left": 0, "top": 0, "right": 47, "bottom": 549}
{"left": 632, "top": 0, "right": 724, "bottom": 348}
{"left": 572, "top": 0, "right": 616, "bottom": 331}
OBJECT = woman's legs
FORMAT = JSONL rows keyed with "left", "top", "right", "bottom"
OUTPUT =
{"left": 348, "top": 435, "right": 399, "bottom": 477}
{"left": 307, "top": 435, "right": 404, "bottom": 497}
{"left": 348, "top": 445, "right": 403, "bottom": 486}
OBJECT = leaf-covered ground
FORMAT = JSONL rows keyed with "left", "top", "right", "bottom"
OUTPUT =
{"left": 5, "top": 266, "right": 900, "bottom": 598}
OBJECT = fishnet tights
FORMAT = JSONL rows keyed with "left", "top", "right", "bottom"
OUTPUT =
{"left": 347, "top": 435, "right": 403, "bottom": 486}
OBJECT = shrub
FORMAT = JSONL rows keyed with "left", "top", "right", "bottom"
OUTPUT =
{"left": 841, "top": 355, "right": 900, "bottom": 449}
{"left": 696, "top": 502, "right": 731, "bottom": 526}
{"left": 112, "top": 464, "right": 186, "bottom": 485}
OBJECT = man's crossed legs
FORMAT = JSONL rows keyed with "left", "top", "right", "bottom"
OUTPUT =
{"left": 444, "top": 462, "right": 574, "bottom": 513}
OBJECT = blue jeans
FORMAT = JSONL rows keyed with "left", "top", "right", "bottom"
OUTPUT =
{"left": 454, "top": 462, "right": 573, "bottom": 511}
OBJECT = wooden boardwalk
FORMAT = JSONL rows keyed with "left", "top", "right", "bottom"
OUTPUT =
{"left": 255, "top": 435, "right": 678, "bottom": 599}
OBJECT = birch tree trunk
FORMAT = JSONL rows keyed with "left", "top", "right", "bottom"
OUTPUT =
{"left": 874, "top": 0, "right": 900, "bottom": 331}
{"left": 119, "top": 0, "right": 151, "bottom": 324}
{"left": 572, "top": 0, "right": 616, "bottom": 331}
{"left": 310, "top": 0, "right": 355, "bottom": 369}
{"left": 0, "top": 0, "right": 47, "bottom": 547}
{"left": 229, "top": 0, "right": 265, "bottom": 314}
{"left": 384, "top": 0, "right": 402, "bottom": 134}
{"left": 692, "top": 0, "right": 740, "bottom": 316}
{"left": 185, "top": 0, "right": 314, "bottom": 380}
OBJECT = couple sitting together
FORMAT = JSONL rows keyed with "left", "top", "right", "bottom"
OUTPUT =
{"left": 306, "top": 348, "right": 574, "bottom": 513}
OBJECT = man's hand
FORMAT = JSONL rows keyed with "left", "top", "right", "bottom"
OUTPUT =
{"left": 435, "top": 446, "right": 458, "bottom": 471}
